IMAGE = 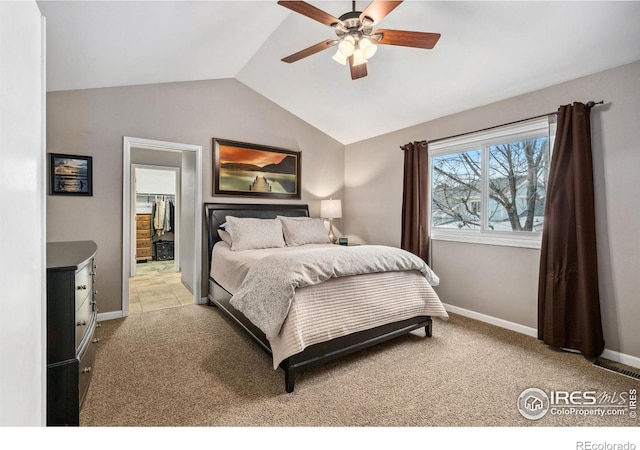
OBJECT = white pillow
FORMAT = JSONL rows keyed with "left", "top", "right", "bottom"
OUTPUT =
{"left": 217, "top": 229, "right": 232, "bottom": 246}
{"left": 226, "top": 216, "right": 286, "bottom": 251}
{"left": 278, "top": 216, "right": 331, "bottom": 246}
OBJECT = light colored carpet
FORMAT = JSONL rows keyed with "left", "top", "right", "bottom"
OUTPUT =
{"left": 80, "top": 304, "right": 639, "bottom": 427}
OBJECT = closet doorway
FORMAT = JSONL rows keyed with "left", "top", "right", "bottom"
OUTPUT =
{"left": 132, "top": 165, "right": 180, "bottom": 275}
{"left": 130, "top": 165, "right": 186, "bottom": 313}
{"left": 122, "top": 137, "right": 203, "bottom": 317}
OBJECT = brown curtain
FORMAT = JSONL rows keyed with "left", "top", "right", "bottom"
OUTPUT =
{"left": 538, "top": 102, "right": 604, "bottom": 357}
{"left": 401, "top": 141, "right": 429, "bottom": 262}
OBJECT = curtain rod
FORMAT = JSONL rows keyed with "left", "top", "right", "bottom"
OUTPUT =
{"left": 400, "top": 100, "right": 604, "bottom": 149}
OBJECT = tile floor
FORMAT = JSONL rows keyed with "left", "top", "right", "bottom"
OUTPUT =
{"left": 129, "top": 260, "right": 193, "bottom": 314}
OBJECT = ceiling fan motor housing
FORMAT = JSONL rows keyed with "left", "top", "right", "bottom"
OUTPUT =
{"left": 334, "top": 11, "right": 375, "bottom": 42}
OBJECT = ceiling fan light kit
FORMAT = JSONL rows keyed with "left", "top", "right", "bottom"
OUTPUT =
{"left": 332, "top": 34, "right": 377, "bottom": 67}
{"left": 278, "top": 0, "right": 441, "bottom": 80}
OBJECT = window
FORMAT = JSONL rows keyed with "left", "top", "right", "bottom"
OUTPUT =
{"left": 429, "top": 117, "right": 554, "bottom": 248}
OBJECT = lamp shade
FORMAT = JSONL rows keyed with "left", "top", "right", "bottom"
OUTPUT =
{"left": 320, "top": 199, "right": 342, "bottom": 219}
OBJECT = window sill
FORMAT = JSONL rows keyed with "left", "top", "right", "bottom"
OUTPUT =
{"left": 431, "top": 231, "right": 542, "bottom": 249}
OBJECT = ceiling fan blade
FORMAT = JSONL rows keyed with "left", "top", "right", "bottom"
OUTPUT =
{"left": 278, "top": 1, "right": 341, "bottom": 27}
{"left": 282, "top": 40, "right": 334, "bottom": 63}
{"left": 349, "top": 56, "right": 368, "bottom": 80}
{"left": 360, "top": 1, "right": 403, "bottom": 24}
{"left": 374, "top": 29, "right": 441, "bottom": 49}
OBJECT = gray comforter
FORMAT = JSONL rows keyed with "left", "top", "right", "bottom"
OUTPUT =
{"left": 229, "top": 245, "right": 440, "bottom": 339}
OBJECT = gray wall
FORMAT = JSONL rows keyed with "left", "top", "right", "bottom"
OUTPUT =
{"left": 46, "top": 78, "right": 344, "bottom": 314}
{"left": 344, "top": 61, "right": 640, "bottom": 360}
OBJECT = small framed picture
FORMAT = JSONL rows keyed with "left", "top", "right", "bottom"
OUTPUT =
{"left": 49, "top": 153, "right": 93, "bottom": 196}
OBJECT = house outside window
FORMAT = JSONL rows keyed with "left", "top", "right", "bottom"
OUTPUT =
{"left": 429, "top": 116, "right": 555, "bottom": 248}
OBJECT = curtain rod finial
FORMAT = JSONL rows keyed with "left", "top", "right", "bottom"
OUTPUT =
{"left": 585, "top": 100, "right": 604, "bottom": 109}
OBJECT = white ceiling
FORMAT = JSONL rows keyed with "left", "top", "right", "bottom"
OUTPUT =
{"left": 37, "top": 1, "right": 640, "bottom": 145}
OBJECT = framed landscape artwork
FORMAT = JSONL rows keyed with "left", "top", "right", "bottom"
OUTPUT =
{"left": 213, "top": 138, "right": 301, "bottom": 199}
{"left": 49, "top": 153, "right": 93, "bottom": 196}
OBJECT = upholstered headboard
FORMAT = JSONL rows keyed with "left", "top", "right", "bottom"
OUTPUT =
{"left": 204, "top": 202, "right": 309, "bottom": 271}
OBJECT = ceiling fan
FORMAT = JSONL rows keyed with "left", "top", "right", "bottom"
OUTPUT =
{"left": 278, "top": 0, "right": 441, "bottom": 80}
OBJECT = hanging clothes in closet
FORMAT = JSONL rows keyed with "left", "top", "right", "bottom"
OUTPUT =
{"left": 150, "top": 195, "right": 174, "bottom": 237}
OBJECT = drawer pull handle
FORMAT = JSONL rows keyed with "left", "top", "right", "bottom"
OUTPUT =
{"left": 77, "top": 320, "right": 87, "bottom": 326}
{"left": 77, "top": 285, "right": 88, "bottom": 290}
{"left": 82, "top": 367, "right": 92, "bottom": 374}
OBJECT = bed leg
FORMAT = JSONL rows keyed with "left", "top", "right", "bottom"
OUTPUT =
{"left": 425, "top": 319, "right": 433, "bottom": 338}
{"left": 280, "top": 360, "right": 296, "bottom": 393}
{"left": 285, "top": 368, "right": 295, "bottom": 393}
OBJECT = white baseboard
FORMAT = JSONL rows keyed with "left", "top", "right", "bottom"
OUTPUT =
{"left": 442, "top": 303, "right": 640, "bottom": 369}
{"left": 443, "top": 303, "right": 538, "bottom": 338}
{"left": 600, "top": 349, "right": 640, "bottom": 369}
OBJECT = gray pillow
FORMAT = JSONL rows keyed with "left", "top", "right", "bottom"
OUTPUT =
{"left": 278, "top": 216, "right": 331, "bottom": 246}
{"left": 226, "top": 216, "right": 286, "bottom": 251}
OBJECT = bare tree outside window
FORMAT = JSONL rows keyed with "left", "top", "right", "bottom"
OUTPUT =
{"left": 432, "top": 150, "right": 481, "bottom": 229}
{"left": 432, "top": 136, "right": 549, "bottom": 232}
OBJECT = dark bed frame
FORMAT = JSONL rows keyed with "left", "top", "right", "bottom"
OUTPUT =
{"left": 204, "top": 203, "right": 433, "bottom": 393}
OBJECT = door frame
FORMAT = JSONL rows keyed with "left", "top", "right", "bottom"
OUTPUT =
{"left": 130, "top": 164, "right": 181, "bottom": 277}
{"left": 122, "top": 136, "right": 203, "bottom": 317}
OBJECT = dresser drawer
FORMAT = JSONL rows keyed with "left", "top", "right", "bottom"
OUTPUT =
{"left": 136, "top": 219, "right": 151, "bottom": 230}
{"left": 137, "top": 238, "right": 151, "bottom": 249}
{"left": 75, "top": 296, "right": 93, "bottom": 348}
{"left": 137, "top": 247, "right": 152, "bottom": 258}
{"left": 74, "top": 261, "right": 94, "bottom": 309}
{"left": 78, "top": 325, "right": 98, "bottom": 408}
{"left": 136, "top": 214, "right": 152, "bottom": 226}
{"left": 136, "top": 229, "right": 151, "bottom": 239}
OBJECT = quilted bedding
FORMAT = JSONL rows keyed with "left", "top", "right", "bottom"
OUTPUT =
{"left": 228, "top": 244, "right": 441, "bottom": 339}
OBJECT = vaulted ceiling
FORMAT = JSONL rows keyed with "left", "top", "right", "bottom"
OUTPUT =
{"left": 37, "top": 1, "right": 640, "bottom": 144}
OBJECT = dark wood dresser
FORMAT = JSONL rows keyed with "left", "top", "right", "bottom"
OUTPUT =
{"left": 46, "top": 240, "right": 99, "bottom": 426}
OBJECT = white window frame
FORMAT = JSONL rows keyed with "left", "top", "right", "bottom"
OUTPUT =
{"left": 428, "top": 116, "right": 556, "bottom": 249}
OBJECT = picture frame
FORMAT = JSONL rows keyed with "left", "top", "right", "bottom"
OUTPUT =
{"left": 49, "top": 153, "right": 93, "bottom": 196}
{"left": 213, "top": 138, "right": 301, "bottom": 199}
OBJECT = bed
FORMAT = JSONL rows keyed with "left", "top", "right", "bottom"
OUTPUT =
{"left": 204, "top": 203, "right": 448, "bottom": 393}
